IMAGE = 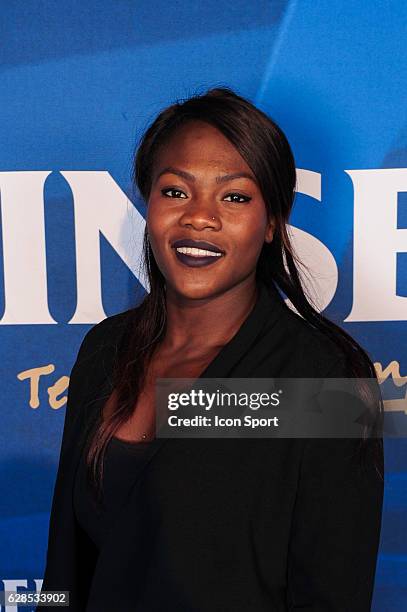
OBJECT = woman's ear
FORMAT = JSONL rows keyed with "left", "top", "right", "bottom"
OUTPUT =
{"left": 264, "top": 217, "right": 276, "bottom": 244}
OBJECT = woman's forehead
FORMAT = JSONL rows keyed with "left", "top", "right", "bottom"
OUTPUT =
{"left": 153, "top": 125, "right": 250, "bottom": 176}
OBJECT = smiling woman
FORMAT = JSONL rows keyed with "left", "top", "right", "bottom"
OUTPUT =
{"left": 146, "top": 119, "right": 274, "bottom": 295}
{"left": 37, "top": 87, "right": 384, "bottom": 612}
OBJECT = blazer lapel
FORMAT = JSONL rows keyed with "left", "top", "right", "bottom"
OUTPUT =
{"left": 198, "top": 279, "right": 284, "bottom": 379}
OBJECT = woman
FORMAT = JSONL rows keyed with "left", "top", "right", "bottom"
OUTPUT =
{"left": 37, "top": 87, "right": 384, "bottom": 611}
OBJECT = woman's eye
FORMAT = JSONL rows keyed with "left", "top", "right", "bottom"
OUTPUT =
{"left": 223, "top": 193, "right": 252, "bottom": 204}
{"left": 161, "top": 188, "right": 187, "bottom": 199}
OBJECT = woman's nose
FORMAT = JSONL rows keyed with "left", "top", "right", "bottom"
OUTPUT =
{"left": 180, "top": 198, "right": 220, "bottom": 228}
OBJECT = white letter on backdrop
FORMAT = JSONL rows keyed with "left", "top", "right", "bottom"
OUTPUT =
{"left": 345, "top": 168, "right": 407, "bottom": 322}
{"left": 61, "top": 171, "right": 147, "bottom": 324}
{"left": 286, "top": 169, "right": 338, "bottom": 316}
{"left": 0, "top": 171, "right": 55, "bottom": 325}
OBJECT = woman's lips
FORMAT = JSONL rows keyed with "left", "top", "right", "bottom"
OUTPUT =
{"left": 173, "top": 248, "right": 224, "bottom": 268}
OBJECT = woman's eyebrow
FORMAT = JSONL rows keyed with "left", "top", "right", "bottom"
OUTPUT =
{"left": 154, "top": 166, "right": 257, "bottom": 185}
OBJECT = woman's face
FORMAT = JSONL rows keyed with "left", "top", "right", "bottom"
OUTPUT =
{"left": 146, "top": 120, "right": 275, "bottom": 299}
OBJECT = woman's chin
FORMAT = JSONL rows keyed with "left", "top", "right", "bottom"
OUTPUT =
{"left": 165, "top": 279, "right": 224, "bottom": 301}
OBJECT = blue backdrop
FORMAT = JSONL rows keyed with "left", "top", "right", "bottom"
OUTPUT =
{"left": 1, "top": 1, "right": 406, "bottom": 609}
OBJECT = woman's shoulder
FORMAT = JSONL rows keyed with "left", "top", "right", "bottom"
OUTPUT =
{"left": 66, "top": 307, "right": 137, "bottom": 408}
{"left": 268, "top": 299, "right": 349, "bottom": 376}
{"left": 75, "top": 307, "right": 136, "bottom": 363}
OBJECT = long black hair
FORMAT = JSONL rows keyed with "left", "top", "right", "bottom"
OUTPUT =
{"left": 86, "top": 86, "right": 384, "bottom": 496}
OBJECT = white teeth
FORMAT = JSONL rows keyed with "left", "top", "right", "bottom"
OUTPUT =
{"left": 176, "top": 246, "right": 222, "bottom": 257}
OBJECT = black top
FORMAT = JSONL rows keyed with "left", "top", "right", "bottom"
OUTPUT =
{"left": 37, "top": 280, "right": 384, "bottom": 612}
{"left": 73, "top": 422, "right": 159, "bottom": 551}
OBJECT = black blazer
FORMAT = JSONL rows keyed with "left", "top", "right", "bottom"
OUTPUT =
{"left": 37, "top": 281, "right": 384, "bottom": 611}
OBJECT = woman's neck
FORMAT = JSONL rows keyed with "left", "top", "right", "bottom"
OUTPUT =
{"left": 161, "top": 277, "right": 259, "bottom": 354}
